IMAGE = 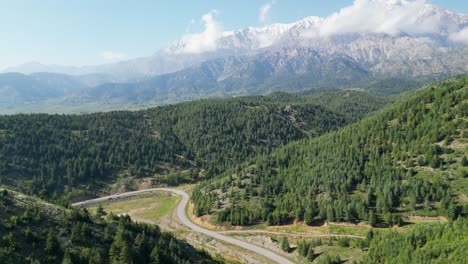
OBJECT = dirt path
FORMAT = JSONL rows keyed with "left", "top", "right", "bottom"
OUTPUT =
{"left": 219, "top": 230, "right": 364, "bottom": 239}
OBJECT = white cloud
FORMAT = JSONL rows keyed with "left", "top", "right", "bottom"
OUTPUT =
{"left": 177, "top": 10, "right": 223, "bottom": 53}
{"left": 169, "top": 0, "right": 465, "bottom": 54}
{"left": 304, "top": 0, "right": 454, "bottom": 38}
{"left": 258, "top": 3, "right": 272, "bottom": 24}
{"left": 449, "top": 27, "right": 468, "bottom": 44}
{"left": 101, "top": 51, "right": 128, "bottom": 60}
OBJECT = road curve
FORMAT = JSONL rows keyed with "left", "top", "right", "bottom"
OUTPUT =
{"left": 72, "top": 188, "right": 294, "bottom": 264}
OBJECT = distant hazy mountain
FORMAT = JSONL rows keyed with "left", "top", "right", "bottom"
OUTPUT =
{"left": 0, "top": 72, "right": 89, "bottom": 104}
{"left": 78, "top": 48, "right": 370, "bottom": 104}
{"left": 4, "top": 53, "right": 234, "bottom": 81}
{"left": 76, "top": 43, "right": 466, "bottom": 105}
{"left": 6, "top": 0, "right": 467, "bottom": 80}
{"left": 1, "top": 0, "right": 467, "bottom": 113}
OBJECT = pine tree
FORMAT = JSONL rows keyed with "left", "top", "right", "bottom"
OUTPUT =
{"left": 281, "top": 237, "right": 290, "bottom": 252}
{"left": 150, "top": 245, "right": 160, "bottom": 264}
{"left": 297, "top": 240, "right": 309, "bottom": 257}
{"left": 96, "top": 204, "right": 106, "bottom": 219}
{"left": 304, "top": 208, "right": 314, "bottom": 225}
{"left": 306, "top": 246, "right": 315, "bottom": 261}
{"left": 448, "top": 202, "right": 460, "bottom": 221}
{"left": 368, "top": 210, "right": 376, "bottom": 227}
{"left": 461, "top": 156, "right": 468, "bottom": 166}
{"left": 61, "top": 250, "right": 73, "bottom": 264}
{"left": 366, "top": 229, "right": 374, "bottom": 242}
{"left": 25, "top": 227, "right": 34, "bottom": 242}
{"left": 119, "top": 242, "right": 132, "bottom": 264}
{"left": 45, "top": 228, "right": 60, "bottom": 254}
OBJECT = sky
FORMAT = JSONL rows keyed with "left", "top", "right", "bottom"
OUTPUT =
{"left": 0, "top": 0, "right": 467, "bottom": 70}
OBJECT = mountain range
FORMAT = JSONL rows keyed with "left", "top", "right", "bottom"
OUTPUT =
{"left": 1, "top": 0, "right": 467, "bottom": 113}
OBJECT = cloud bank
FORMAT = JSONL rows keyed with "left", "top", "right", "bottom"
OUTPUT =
{"left": 177, "top": 10, "right": 223, "bottom": 53}
{"left": 305, "top": 0, "right": 462, "bottom": 38}
{"left": 101, "top": 51, "right": 128, "bottom": 60}
{"left": 173, "top": 0, "right": 466, "bottom": 54}
{"left": 449, "top": 27, "right": 468, "bottom": 44}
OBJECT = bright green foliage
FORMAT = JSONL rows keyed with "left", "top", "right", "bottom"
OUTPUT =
{"left": 0, "top": 191, "right": 220, "bottom": 264}
{"left": 304, "top": 208, "right": 314, "bottom": 225}
{"left": 194, "top": 77, "right": 468, "bottom": 225}
{"left": 336, "top": 237, "right": 350, "bottom": 247}
{"left": 297, "top": 239, "right": 322, "bottom": 258}
{"left": 318, "top": 254, "right": 341, "bottom": 264}
{"left": 365, "top": 218, "right": 468, "bottom": 264}
{"left": 280, "top": 237, "right": 290, "bottom": 252}
{"left": 307, "top": 246, "right": 316, "bottom": 261}
{"left": 45, "top": 228, "right": 61, "bottom": 254}
{"left": 0, "top": 90, "right": 386, "bottom": 204}
{"left": 95, "top": 204, "right": 106, "bottom": 219}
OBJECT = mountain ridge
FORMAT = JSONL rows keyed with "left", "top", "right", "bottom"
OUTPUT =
{"left": 5, "top": 1, "right": 467, "bottom": 79}
{"left": 1, "top": 1, "right": 467, "bottom": 113}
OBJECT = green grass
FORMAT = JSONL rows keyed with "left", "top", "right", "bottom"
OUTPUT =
{"left": 137, "top": 195, "right": 180, "bottom": 222}
{"left": 312, "top": 245, "right": 365, "bottom": 263}
{"left": 326, "top": 225, "right": 371, "bottom": 236}
{"left": 89, "top": 192, "right": 179, "bottom": 223}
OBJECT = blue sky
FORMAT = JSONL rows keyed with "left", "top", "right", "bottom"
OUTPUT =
{"left": 0, "top": 0, "right": 467, "bottom": 70}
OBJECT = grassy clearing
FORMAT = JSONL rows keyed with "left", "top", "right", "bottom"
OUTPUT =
{"left": 89, "top": 192, "right": 179, "bottom": 223}
{"left": 312, "top": 245, "right": 365, "bottom": 263}
{"left": 326, "top": 225, "right": 371, "bottom": 236}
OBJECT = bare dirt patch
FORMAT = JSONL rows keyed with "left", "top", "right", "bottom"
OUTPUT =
{"left": 325, "top": 222, "right": 371, "bottom": 228}
{"left": 407, "top": 215, "right": 448, "bottom": 223}
{"left": 459, "top": 193, "right": 468, "bottom": 203}
{"left": 189, "top": 204, "right": 225, "bottom": 230}
{"left": 448, "top": 139, "right": 468, "bottom": 149}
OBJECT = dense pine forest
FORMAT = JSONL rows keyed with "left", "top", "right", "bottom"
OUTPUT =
{"left": 0, "top": 90, "right": 387, "bottom": 204}
{"left": 192, "top": 77, "right": 468, "bottom": 226}
{"left": 0, "top": 77, "right": 467, "bottom": 263}
{"left": 0, "top": 189, "right": 219, "bottom": 264}
{"left": 364, "top": 218, "right": 467, "bottom": 263}
{"left": 294, "top": 218, "right": 468, "bottom": 263}
{"left": 2, "top": 1, "right": 468, "bottom": 263}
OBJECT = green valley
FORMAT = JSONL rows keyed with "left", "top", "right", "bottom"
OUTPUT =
{"left": 189, "top": 77, "right": 468, "bottom": 262}
{"left": 0, "top": 77, "right": 467, "bottom": 264}
{"left": 0, "top": 90, "right": 387, "bottom": 205}
{"left": 2, "top": 1, "right": 468, "bottom": 263}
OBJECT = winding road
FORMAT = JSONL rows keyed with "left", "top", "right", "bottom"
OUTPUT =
{"left": 72, "top": 188, "right": 294, "bottom": 264}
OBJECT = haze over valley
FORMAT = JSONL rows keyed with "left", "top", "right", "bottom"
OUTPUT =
{"left": 1, "top": 0, "right": 467, "bottom": 113}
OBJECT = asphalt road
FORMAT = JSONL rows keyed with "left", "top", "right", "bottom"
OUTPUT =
{"left": 72, "top": 188, "right": 294, "bottom": 264}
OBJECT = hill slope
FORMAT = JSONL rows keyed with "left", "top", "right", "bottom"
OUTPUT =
{"left": 0, "top": 91, "right": 387, "bottom": 203}
{"left": 365, "top": 218, "right": 468, "bottom": 263}
{"left": 0, "top": 189, "right": 220, "bottom": 264}
{"left": 192, "top": 76, "right": 468, "bottom": 225}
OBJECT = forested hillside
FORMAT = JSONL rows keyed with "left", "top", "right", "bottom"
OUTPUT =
{"left": 192, "top": 76, "right": 468, "bottom": 226}
{"left": 0, "top": 90, "right": 387, "bottom": 203}
{"left": 364, "top": 218, "right": 467, "bottom": 263}
{"left": 0, "top": 189, "right": 219, "bottom": 264}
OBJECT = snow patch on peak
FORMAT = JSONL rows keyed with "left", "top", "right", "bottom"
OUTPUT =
{"left": 166, "top": 0, "right": 466, "bottom": 56}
